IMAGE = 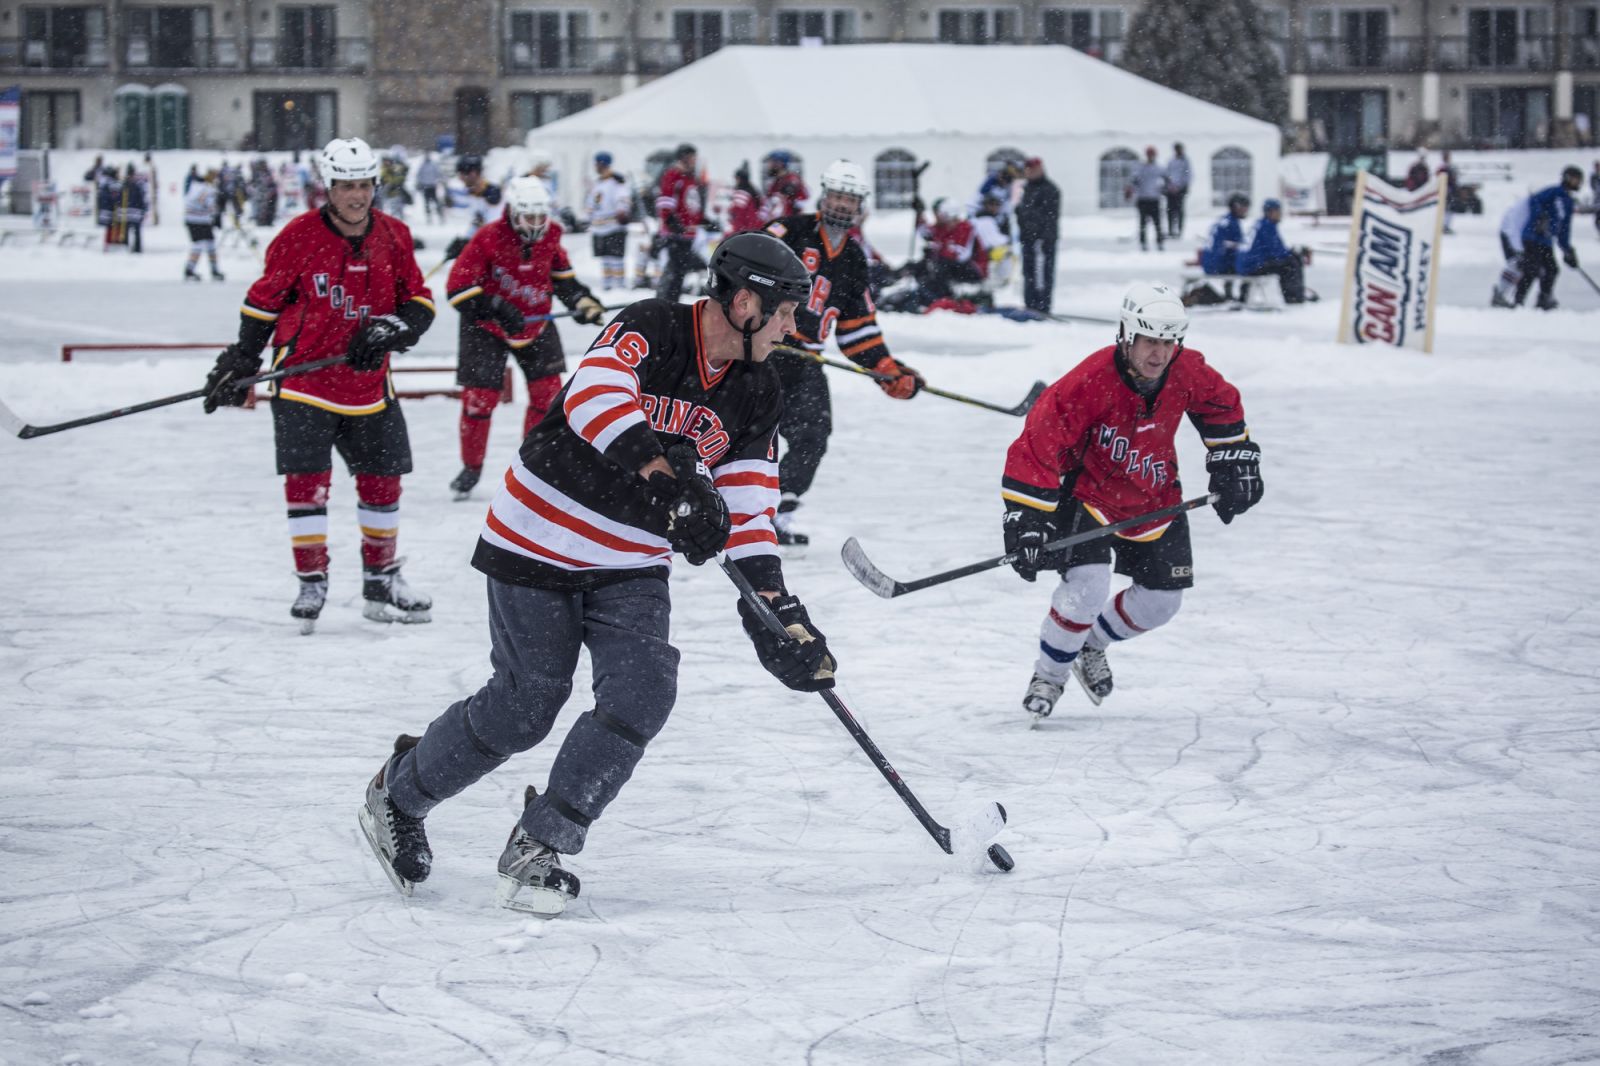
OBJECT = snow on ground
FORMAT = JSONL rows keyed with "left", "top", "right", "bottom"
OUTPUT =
{"left": 1, "top": 194, "right": 1598, "bottom": 1066}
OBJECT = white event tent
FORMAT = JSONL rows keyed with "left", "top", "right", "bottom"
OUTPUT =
{"left": 527, "top": 43, "right": 1281, "bottom": 219}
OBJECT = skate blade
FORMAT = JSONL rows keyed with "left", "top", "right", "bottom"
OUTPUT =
{"left": 496, "top": 873, "right": 568, "bottom": 917}
{"left": 1070, "top": 663, "right": 1105, "bottom": 707}
{"left": 296, "top": 616, "right": 317, "bottom": 636}
{"left": 362, "top": 603, "right": 433, "bottom": 625}
{"left": 358, "top": 806, "right": 414, "bottom": 898}
{"left": 451, "top": 491, "right": 472, "bottom": 502}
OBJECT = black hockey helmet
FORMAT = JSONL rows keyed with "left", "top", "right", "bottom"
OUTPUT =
{"left": 708, "top": 232, "right": 810, "bottom": 319}
{"left": 1227, "top": 192, "right": 1250, "bottom": 211}
{"left": 456, "top": 154, "right": 483, "bottom": 175}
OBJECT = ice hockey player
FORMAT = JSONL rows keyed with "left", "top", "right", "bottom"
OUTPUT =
{"left": 1238, "top": 199, "right": 1313, "bottom": 304}
{"left": 1001, "top": 282, "right": 1261, "bottom": 719}
{"left": 200, "top": 136, "right": 437, "bottom": 633}
{"left": 891, "top": 198, "right": 985, "bottom": 311}
{"left": 444, "top": 154, "right": 503, "bottom": 262}
{"left": 182, "top": 170, "right": 225, "bottom": 282}
{"left": 655, "top": 143, "right": 706, "bottom": 303}
{"left": 1511, "top": 165, "right": 1582, "bottom": 311}
{"left": 764, "top": 159, "right": 923, "bottom": 545}
{"left": 1490, "top": 193, "right": 1531, "bottom": 307}
{"left": 357, "top": 232, "right": 837, "bottom": 916}
{"left": 727, "top": 162, "right": 766, "bottom": 234}
{"left": 445, "top": 176, "right": 606, "bottom": 500}
{"left": 762, "top": 150, "right": 809, "bottom": 221}
{"left": 585, "top": 152, "right": 632, "bottom": 291}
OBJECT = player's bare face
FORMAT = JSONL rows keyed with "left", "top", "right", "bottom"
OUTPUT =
{"left": 328, "top": 179, "right": 374, "bottom": 233}
{"left": 1127, "top": 334, "right": 1178, "bottom": 380}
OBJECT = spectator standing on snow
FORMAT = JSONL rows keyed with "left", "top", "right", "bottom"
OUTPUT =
{"left": 1126, "top": 146, "right": 1166, "bottom": 251}
{"left": 1015, "top": 156, "right": 1060, "bottom": 314}
{"left": 1164, "top": 143, "right": 1191, "bottom": 239}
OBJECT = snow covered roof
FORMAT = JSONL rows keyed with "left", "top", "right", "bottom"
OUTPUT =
{"left": 535, "top": 43, "right": 1278, "bottom": 142}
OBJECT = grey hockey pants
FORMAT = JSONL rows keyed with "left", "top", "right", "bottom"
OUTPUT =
{"left": 387, "top": 575, "right": 679, "bottom": 855}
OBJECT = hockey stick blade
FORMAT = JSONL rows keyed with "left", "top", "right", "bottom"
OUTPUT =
{"left": 1008, "top": 380, "right": 1047, "bottom": 417}
{"left": 0, "top": 395, "right": 32, "bottom": 439}
{"left": 840, "top": 537, "right": 900, "bottom": 599}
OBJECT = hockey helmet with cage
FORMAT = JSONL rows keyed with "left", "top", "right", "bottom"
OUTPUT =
{"left": 319, "top": 137, "right": 380, "bottom": 185}
{"left": 1118, "top": 282, "right": 1188, "bottom": 345}
{"left": 818, "top": 159, "right": 870, "bottom": 229}
{"left": 504, "top": 176, "right": 551, "bottom": 241}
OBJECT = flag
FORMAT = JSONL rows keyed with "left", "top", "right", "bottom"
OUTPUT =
{"left": 1337, "top": 170, "right": 1445, "bottom": 354}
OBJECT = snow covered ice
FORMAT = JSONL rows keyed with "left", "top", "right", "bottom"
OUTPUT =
{"left": 2, "top": 168, "right": 1598, "bottom": 1064}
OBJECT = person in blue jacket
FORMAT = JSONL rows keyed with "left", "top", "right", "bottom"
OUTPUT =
{"left": 1513, "top": 166, "right": 1582, "bottom": 310}
{"left": 1238, "top": 198, "right": 1310, "bottom": 303}
{"left": 1201, "top": 193, "right": 1250, "bottom": 275}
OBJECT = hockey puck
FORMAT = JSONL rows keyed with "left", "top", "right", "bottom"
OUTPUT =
{"left": 987, "top": 843, "right": 1015, "bottom": 872}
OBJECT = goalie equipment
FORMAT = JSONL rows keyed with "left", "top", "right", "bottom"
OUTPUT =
{"left": 505, "top": 176, "right": 551, "bottom": 242}
{"left": 320, "top": 137, "right": 380, "bottom": 185}
{"left": 1118, "top": 281, "right": 1188, "bottom": 344}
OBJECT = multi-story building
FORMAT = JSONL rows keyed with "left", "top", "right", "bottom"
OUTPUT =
{"left": 2, "top": 0, "right": 1595, "bottom": 151}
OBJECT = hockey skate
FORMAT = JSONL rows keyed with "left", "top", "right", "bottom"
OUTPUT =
{"left": 449, "top": 465, "right": 481, "bottom": 501}
{"left": 358, "top": 734, "right": 432, "bottom": 896}
{"left": 210, "top": 268, "right": 226, "bottom": 282}
{"left": 1490, "top": 289, "right": 1515, "bottom": 308}
{"left": 1022, "top": 674, "right": 1064, "bottom": 721}
{"left": 774, "top": 493, "right": 809, "bottom": 548}
{"left": 290, "top": 574, "right": 328, "bottom": 635}
{"left": 1072, "top": 644, "right": 1114, "bottom": 705}
{"left": 496, "top": 825, "right": 581, "bottom": 917}
{"left": 183, "top": 267, "right": 201, "bottom": 283}
{"left": 362, "top": 561, "right": 432, "bottom": 624}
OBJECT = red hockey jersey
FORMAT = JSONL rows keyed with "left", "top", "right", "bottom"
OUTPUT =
{"left": 763, "top": 172, "right": 809, "bottom": 222}
{"left": 655, "top": 166, "right": 704, "bottom": 229}
{"left": 242, "top": 209, "right": 434, "bottom": 414}
{"left": 1002, "top": 345, "right": 1249, "bottom": 539}
{"left": 445, "top": 214, "right": 579, "bottom": 348}
{"left": 919, "top": 218, "right": 981, "bottom": 269}
{"left": 727, "top": 187, "right": 765, "bottom": 234}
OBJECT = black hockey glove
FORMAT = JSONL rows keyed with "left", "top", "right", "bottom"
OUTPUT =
{"left": 346, "top": 314, "right": 417, "bottom": 373}
{"left": 737, "top": 594, "right": 837, "bottom": 692}
{"left": 664, "top": 214, "right": 684, "bottom": 236}
{"left": 445, "top": 236, "right": 469, "bottom": 261}
{"left": 1003, "top": 501, "right": 1066, "bottom": 582}
{"left": 644, "top": 443, "right": 731, "bottom": 566}
{"left": 571, "top": 295, "right": 605, "bottom": 325}
{"left": 485, "top": 295, "right": 526, "bottom": 334}
{"left": 1206, "top": 440, "right": 1264, "bottom": 524}
{"left": 1563, "top": 247, "right": 1579, "bottom": 269}
{"left": 202, "top": 344, "right": 262, "bottom": 414}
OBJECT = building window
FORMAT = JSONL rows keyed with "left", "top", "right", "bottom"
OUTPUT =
{"left": 20, "top": 89, "right": 81, "bottom": 148}
{"left": 1464, "top": 7, "right": 1554, "bottom": 69}
{"left": 510, "top": 91, "right": 593, "bottom": 134}
{"left": 937, "top": 7, "right": 1019, "bottom": 43}
{"left": 986, "top": 146, "right": 1027, "bottom": 176}
{"left": 674, "top": 9, "right": 756, "bottom": 64}
{"left": 507, "top": 10, "right": 592, "bottom": 71}
{"left": 1574, "top": 84, "right": 1597, "bottom": 142}
{"left": 253, "top": 90, "right": 337, "bottom": 150}
{"left": 1467, "top": 85, "right": 1551, "bottom": 147}
{"left": 21, "top": 6, "right": 108, "bottom": 68}
{"left": 775, "top": 8, "right": 856, "bottom": 44}
{"left": 1210, "top": 147, "right": 1252, "bottom": 206}
{"left": 873, "top": 148, "right": 918, "bottom": 209}
{"left": 123, "top": 6, "right": 212, "bottom": 69}
{"left": 1099, "top": 147, "right": 1138, "bottom": 209}
{"left": 1307, "top": 88, "right": 1388, "bottom": 149}
{"left": 1041, "top": 8, "right": 1123, "bottom": 61}
{"left": 278, "top": 6, "right": 337, "bottom": 68}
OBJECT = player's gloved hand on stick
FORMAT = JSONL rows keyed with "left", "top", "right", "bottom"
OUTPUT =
{"left": 1206, "top": 440, "right": 1264, "bottom": 524}
{"left": 202, "top": 344, "right": 262, "bottom": 414}
{"left": 1003, "top": 501, "right": 1066, "bottom": 581}
{"left": 644, "top": 443, "right": 730, "bottom": 565}
{"left": 486, "top": 295, "right": 526, "bottom": 334}
{"left": 572, "top": 296, "right": 605, "bottom": 325}
{"left": 911, "top": 197, "right": 925, "bottom": 215}
{"left": 664, "top": 214, "right": 684, "bottom": 236}
{"left": 1563, "top": 247, "right": 1579, "bottom": 269}
{"left": 346, "top": 314, "right": 417, "bottom": 372}
{"left": 737, "top": 594, "right": 837, "bottom": 691}
{"left": 444, "top": 236, "right": 469, "bottom": 261}
{"left": 871, "top": 355, "right": 924, "bottom": 400}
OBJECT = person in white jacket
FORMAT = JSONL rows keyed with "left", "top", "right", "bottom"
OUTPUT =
{"left": 585, "top": 152, "right": 632, "bottom": 291}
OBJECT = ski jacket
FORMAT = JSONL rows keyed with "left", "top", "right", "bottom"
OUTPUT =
{"left": 1521, "top": 184, "right": 1574, "bottom": 252}
{"left": 1238, "top": 217, "right": 1291, "bottom": 273}
{"left": 1201, "top": 214, "right": 1244, "bottom": 275}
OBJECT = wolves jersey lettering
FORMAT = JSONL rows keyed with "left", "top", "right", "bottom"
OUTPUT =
{"left": 446, "top": 213, "right": 587, "bottom": 349}
{"left": 764, "top": 213, "right": 889, "bottom": 366}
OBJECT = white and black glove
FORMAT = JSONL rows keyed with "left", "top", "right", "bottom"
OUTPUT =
{"left": 737, "top": 594, "right": 837, "bottom": 692}
{"left": 1206, "top": 440, "right": 1264, "bottom": 524}
{"left": 572, "top": 295, "right": 605, "bottom": 325}
{"left": 1002, "top": 502, "right": 1066, "bottom": 581}
{"left": 644, "top": 443, "right": 730, "bottom": 566}
{"left": 346, "top": 314, "right": 417, "bottom": 372}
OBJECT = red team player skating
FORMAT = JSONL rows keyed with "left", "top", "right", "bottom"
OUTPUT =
{"left": 202, "top": 137, "right": 437, "bottom": 634}
{"left": 444, "top": 176, "right": 605, "bottom": 501}
{"left": 358, "top": 233, "right": 839, "bottom": 916}
{"left": 1001, "top": 283, "right": 1263, "bottom": 719}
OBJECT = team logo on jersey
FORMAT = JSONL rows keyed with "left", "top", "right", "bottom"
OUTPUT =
{"left": 1096, "top": 424, "right": 1169, "bottom": 487}
{"left": 491, "top": 264, "right": 550, "bottom": 308}
{"left": 639, "top": 394, "right": 731, "bottom": 463}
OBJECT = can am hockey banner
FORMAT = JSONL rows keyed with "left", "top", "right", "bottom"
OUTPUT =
{"left": 0, "top": 86, "right": 20, "bottom": 180}
{"left": 1337, "top": 170, "right": 1444, "bottom": 354}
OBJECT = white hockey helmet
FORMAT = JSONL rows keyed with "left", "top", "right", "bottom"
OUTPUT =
{"left": 1119, "top": 282, "right": 1188, "bottom": 344}
{"left": 319, "top": 137, "right": 380, "bottom": 184}
{"left": 505, "top": 175, "right": 551, "bottom": 240}
{"left": 818, "top": 159, "right": 870, "bottom": 228}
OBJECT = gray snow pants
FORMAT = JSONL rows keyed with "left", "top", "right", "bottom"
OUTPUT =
{"left": 387, "top": 575, "right": 679, "bottom": 855}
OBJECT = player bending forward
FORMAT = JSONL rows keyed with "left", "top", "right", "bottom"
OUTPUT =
{"left": 203, "top": 137, "right": 436, "bottom": 633}
{"left": 445, "top": 176, "right": 604, "bottom": 500}
{"left": 1001, "top": 283, "right": 1262, "bottom": 719}
{"left": 358, "top": 233, "right": 838, "bottom": 916}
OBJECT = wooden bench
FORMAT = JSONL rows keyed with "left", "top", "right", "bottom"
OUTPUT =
{"left": 1179, "top": 272, "right": 1284, "bottom": 311}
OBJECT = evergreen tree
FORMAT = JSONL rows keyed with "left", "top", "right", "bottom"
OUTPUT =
{"left": 1121, "top": 0, "right": 1289, "bottom": 127}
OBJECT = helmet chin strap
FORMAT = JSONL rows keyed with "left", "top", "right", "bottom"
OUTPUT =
{"left": 721, "top": 296, "right": 768, "bottom": 362}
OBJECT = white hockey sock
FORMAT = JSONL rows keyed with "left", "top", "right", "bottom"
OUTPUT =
{"left": 1035, "top": 564, "right": 1111, "bottom": 683}
{"left": 1090, "top": 584, "right": 1183, "bottom": 648}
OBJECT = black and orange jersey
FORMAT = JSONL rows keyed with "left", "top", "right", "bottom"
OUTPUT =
{"left": 763, "top": 212, "right": 889, "bottom": 368}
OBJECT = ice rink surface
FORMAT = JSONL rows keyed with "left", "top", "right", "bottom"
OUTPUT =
{"left": 2, "top": 201, "right": 1598, "bottom": 1065}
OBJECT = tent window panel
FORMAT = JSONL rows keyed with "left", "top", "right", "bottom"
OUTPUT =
{"left": 1099, "top": 147, "right": 1139, "bottom": 209}
{"left": 1210, "top": 147, "right": 1252, "bottom": 206}
{"left": 874, "top": 148, "right": 918, "bottom": 209}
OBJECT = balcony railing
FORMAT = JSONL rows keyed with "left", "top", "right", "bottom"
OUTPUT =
{"left": 0, "top": 36, "right": 112, "bottom": 71}
{"left": 249, "top": 36, "right": 368, "bottom": 73}
{"left": 1304, "top": 35, "right": 1426, "bottom": 73}
{"left": 1569, "top": 35, "right": 1600, "bottom": 70}
{"left": 1435, "top": 34, "right": 1557, "bottom": 71}
{"left": 502, "top": 36, "right": 627, "bottom": 74}
{"left": 121, "top": 34, "right": 240, "bottom": 70}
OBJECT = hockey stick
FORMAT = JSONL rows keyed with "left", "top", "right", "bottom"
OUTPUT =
{"left": 720, "top": 556, "right": 1013, "bottom": 871}
{"left": 774, "top": 345, "right": 1045, "bottom": 417}
{"left": 841, "top": 493, "right": 1219, "bottom": 599}
{"left": 520, "top": 303, "right": 628, "bottom": 327}
{"left": 423, "top": 255, "right": 454, "bottom": 280}
{"left": 0, "top": 356, "right": 346, "bottom": 440}
{"left": 1575, "top": 265, "right": 1600, "bottom": 297}
{"left": 907, "top": 160, "right": 931, "bottom": 261}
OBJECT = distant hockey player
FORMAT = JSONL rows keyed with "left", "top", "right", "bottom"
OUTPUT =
{"left": 585, "top": 152, "right": 632, "bottom": 291}
{"left": 655, "top": 143, "right": 706, "bottom": 303}
{"left": 1512, "top": 166, "right": 1582, "bottom": 311}
{"left": 415, "top": 151, "right": 444, "bottom": 223}
{"left": 200, "top": 137, "right": 437, "bottom": 633}
{"left": 1238, "top": 199, "right": 1312, "bottom": 304}
{"left": 727, "top": 162, "right": 765, "bottom": 234}
{"left": 357, "top": 233, "right": 838, "bottom": 916}
{"left": 900, "top": 198, "right": 984, "bottom": 309}
{"left": 1126, "top": 146, "right": 1167, "bottom": 251}
{"left": 1490, "top": 193, "right": 1532, "bottom": 307}
{"left": 974, "top": 159, "right": 1021, "bottom": 230}
{"left": 1164, "top": 142, "right": 1191, "bottom": 239}
{"left": 1003, "top": 282, "right": 1260, "bottom": 719}
{"left": 762, "top": 150, "right": 809, "bottom": 221}
{"left": 445, "top": 154, "right": 503, "bottom": 261}
{"left": 182, "top": 170, "right": 225, "bottom": 281}
{"left": 765, "top": 159, "right": 923, "bottom": 544}
{"left": 445, "top": 177, "right": 605, "bottom": 501}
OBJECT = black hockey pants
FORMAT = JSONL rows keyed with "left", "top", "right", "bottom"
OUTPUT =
{"left": 656, "top": 235, "right": 701, "bottom": 304}
{"left": 1022, "top": 237, "right": 1056, "bottom": 312}
{"left": 386, "top": 576, "right": 678, "bottom": 855}
{"left": 773, "top": 350, "right": 832, "bottom": 500}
